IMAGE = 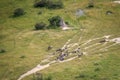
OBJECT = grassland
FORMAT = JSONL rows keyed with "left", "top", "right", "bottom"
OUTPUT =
{"left": 0, "top": 0, "right": 120, "bottom": 80}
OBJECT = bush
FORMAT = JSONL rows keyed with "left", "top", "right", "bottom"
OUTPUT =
{"left": 94, "top": 68, "right": 100, "bottom": 72}
{"left": 75, "top": 74, "right": 86, "bottom": 79}
{"left": 0, "top": 49, "right": 6, "bottom": 53}
{"left": 34, "top": 0, "right": 48, "bottom": 7}
{"left": 38, "top": 11, "right": 42, "bottom": 15}
{"left": 87, "top": 0, "right": 94, "bottom": 8}
{"left": 35, "top": 22, "right": 46, "bottom": 30}
{"left": 47, "top": 1, "right": 63, "bottom": 9}
{"left": 34, "top": 0, "right": 63, "bottom": 9}
{"left": 65, "top": 21, "right": 69, "bottom": 25}
{"left": 20, "top": 55, "right": 26, "bottom": 59}
{"left": 13, "top": 8, "right": 25, "bottom": 17}
{"left": 48, "top": 16, "right": 61, "bottom": 27}
{"left": 88, "top": 3, "right": 94, "bottom": 8}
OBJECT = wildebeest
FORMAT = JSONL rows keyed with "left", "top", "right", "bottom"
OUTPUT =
{"left": 57, "top": 55, "right": 64, "bottom": 61}
{"left": 99, "top": 39, "right": 106, "bottom": 43}
{"left": 56, "top": 48, "right": 63, "bottom": 52}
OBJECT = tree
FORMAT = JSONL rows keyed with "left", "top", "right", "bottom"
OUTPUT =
{"left": 48, "top": 16, "right": 61, "bottom": 27}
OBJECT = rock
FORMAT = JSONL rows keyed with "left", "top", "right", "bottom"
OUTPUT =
{"left": 76, "top": 9, "right": 85, "bottom": 17}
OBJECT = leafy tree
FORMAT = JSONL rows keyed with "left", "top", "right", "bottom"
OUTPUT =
{"left": 48, "top": 16, "right": 61, "bottom": 27}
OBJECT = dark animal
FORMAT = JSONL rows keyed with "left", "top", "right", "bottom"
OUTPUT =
{"left": 72, "top": 51, "right": 77, "bottom": 53}
{"left": 56, "top": 48, "right": 64, "bottom": 52}
{"left": 99, "top": 39, "right": 106, "bottom": 43}
{"left": 48, "top": 46, "right": 52, "bottom": 50}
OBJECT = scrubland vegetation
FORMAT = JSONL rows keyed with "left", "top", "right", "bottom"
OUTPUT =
{"left": 0, "top": 0, "right": 120, "bottom": 80}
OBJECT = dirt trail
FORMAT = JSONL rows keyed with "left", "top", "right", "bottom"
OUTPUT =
{"left": 114, "top": 1, "right": 120, "bottom": 4}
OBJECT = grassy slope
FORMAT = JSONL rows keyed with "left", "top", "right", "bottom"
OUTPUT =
{"left": 0, "top": 0, "right": 120, "bottom": 80}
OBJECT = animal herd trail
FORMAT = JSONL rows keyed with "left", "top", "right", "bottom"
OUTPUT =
{"left": 90, "top": 43, "right": 118, "bottom": 54}
{"left": 17, "top": 34, "right": 120, "bottom": 80}
{"left": 84, "top": 43, "right": 100, "bottom": 49}
{"left": 62, "top": 39, "right": 71, "bottom": 49}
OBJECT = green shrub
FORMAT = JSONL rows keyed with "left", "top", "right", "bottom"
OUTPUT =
{"left": 48, "top": 16, "right": 61, "bottom": 27}
{"left": 0, "top": 49, "right": 6, "bottom": 53}
{"left": 65, "top": 21, "right": 69, "bottom": 25}
{"left": 87, "top": 0, "right": 94, "bottom": 8}
{"left": 38, "top": 11, "right": 42, "bottom": 15}
{"left": 94, "top": 68, "right": 100, "bottom": 72}
{"left": 20, "top": 55, "right": 26, "bottom": 59}
{"left": 47, "top": 1, "right": 63, "bottom": 9}
{"left": 34, "top": 0, "right": 48, "bottom": 7}
{"left": 75, "top": 74, "right": 87, "bottom": 79}
{"left": 34, "top": 0, "right": 63, "bottom": 9}
{"left": 35, "top": 22, "right": 46, "bottom": 30}
{"left": 13, "top": 8, "right": 25, "bottom": 17}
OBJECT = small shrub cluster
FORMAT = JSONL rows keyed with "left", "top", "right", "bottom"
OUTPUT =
{"left": 34, "top": 0, "right": 48, "bottom": 7}
{"left": 13, "top": 8, "right": 25, "bottom": 17}
{"left": 34, "top": 16, "right": 63, "bottom": 30}
{"left": 35, "top": 22, "right": 46, "bottom": 30}
{"left": 0, "top": 49, "right": 6, "bottom": 53}
{"left": 88, "top": 3, "right": 94, "bottom": 8}
{"left": 75, "top": 74, "right": 87, "bottom": 79}
{"left": 38, "top": 11, "right": 42, "bottom": 15}
{"left": 34, "top": 0, "right": 63, "bottom": 9}
{"left": 94, "top": 67, "right": 100, "bottom": 72}
{"left": 48, "top": 16, "right": 61, "bottom": 27}
{"left": 20, "top": 55, "right": 26, "bottom": 59}
{"left": 87, "top": 0, "right": 94, "bottom": 8}
{"left": 47, "top": 1, "right": 63, "bottom": 9}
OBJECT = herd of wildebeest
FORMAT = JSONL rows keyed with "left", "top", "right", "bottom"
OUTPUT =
{"left": 47, "top": 37, "right": 109, "bottom": 61}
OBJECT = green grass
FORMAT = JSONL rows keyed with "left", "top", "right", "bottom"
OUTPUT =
{"left": 0, "top": 0, "right": 120, "bottom": 80}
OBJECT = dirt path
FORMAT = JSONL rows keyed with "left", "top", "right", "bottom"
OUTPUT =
{"left": 114, "top": 1, "right": 120, "bottom": 4}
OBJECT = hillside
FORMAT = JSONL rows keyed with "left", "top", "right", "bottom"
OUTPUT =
{"left": 0, "top": 0, "right": 120, "bottom": 80}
